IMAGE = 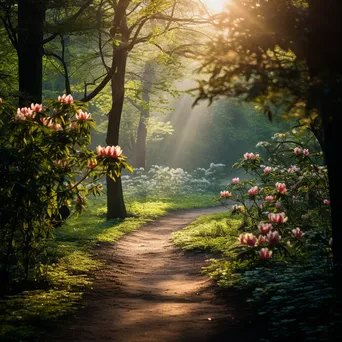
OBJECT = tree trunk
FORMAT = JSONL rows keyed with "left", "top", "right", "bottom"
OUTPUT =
{"left": 18, "top": 0, "right": 45, "bottom": 106}
{"left": 135, "top": 61, "right": 156, "bottom": 168}
{"left": 321, "top": 85, "right": 342, "bottom": 266}
{"left": 106, "top": 48, "right": 128, "bottom": 220}
{"left": 307, "top": 0, "right": 342, "bottom": 267}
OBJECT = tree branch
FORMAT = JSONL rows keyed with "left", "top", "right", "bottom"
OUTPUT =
{"left": 43, "top": 0, "right": 94, "bottom": 45}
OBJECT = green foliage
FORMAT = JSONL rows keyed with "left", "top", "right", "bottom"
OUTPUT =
{"left": 122, "top": 163, "right": 226, "bottom": 199}
{"left": 0, "top": 193, "right": 218, "bottom": 341}
{"left": 172, "top": 212, "right": 241, "bottom": 253}
{"left": 0, "top": 97, "right": 131, "bottom": 290}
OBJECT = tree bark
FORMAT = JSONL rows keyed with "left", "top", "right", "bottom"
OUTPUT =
{"left": 135, "top": 60, "right": 156, "bottom": 168}
{"left": 106, "top": 48, "right": 128, "bottom": 220}
{"left": 18, "top": 0, "right": 45, "bottom": 106}
{"left": 306, "top": 0, "right": 342, "bottom": 267}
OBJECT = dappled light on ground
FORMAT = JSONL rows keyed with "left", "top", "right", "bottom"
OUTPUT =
{"left": 43, "top": 207, "right": 257, "bottom": 342}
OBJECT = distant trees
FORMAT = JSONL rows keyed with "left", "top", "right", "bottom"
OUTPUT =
{"left": 1, "top": 0, "right": 215, "bottom": 219}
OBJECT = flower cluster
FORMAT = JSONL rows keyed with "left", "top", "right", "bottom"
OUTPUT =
{"left": 96, "top": 145, "right": 123, "bottom": 158}
{"left": 244, "top": 152, "right": 259, "bottom": 160}
{"left": 58, "top": 94, "right": 74, "bottom": 104}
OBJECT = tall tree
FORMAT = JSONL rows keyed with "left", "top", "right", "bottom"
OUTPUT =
{"left": 80, "top": 0, "right": 212, "bottom": 219}
{"left": 197, "top": 0, "right": 342, "bottom": 265}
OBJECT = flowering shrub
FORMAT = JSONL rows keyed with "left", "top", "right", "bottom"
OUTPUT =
{"left": 0, "top": 96, "right": 131, "bottom": 288}
{"left": 122, "top": 163, "right": 226, "bottom": 199}
{"left": 218, "top": 130, "right": 331, "bottom": 263}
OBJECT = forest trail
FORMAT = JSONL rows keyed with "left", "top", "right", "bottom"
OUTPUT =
{"left": 43, "top": 207, "right": 258, "bottom": 342}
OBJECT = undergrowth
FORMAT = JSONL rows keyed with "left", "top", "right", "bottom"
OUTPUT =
{"left": 0, "top": 194, "right": 217, "bottom": 341}
{"left": 173, "top": 210, "right": 342, "bottom": 341}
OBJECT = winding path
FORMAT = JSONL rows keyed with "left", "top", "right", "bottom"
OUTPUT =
{"left": 43, "top": 207, "right": 257, "bottom": 341}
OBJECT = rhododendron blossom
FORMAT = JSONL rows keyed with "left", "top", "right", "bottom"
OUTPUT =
{"left": 323, "top": 199, "right": 330, "bottom": 205}
{"left": 53, "top": 160, "right": 68, "bottom": 168}
{"left": 265, "top": 195, "right": 274, "bottom": 201}
{"left": 220, "top": 190, "right": 232, "bottom": 198}
{"left": 239, "top": 233, "right": 257, "bottom": 246}
{"left": 54, "top": 123, "right": 63, "bottom": 131}
{"left": 87, "top": 159, "right": 98, "bottom": 168}
{"left": 294, "top": 147, "right": 302, "bottom": 155}
{"left": 258, "top": 222, "right": 273, "bottom": 234}
{"left": 232, "top": 177, "right": 240, "bottom": 184}
{"left": 267, "top": 231, "right": 281, "bottom": 244}
{"left": 96, "top": 145, "right": 123, "bottom": 158}
{"left": 69, "top": 122, "right": 78, "bottom": 130}
{"left": 257, "top": 235, "right": 266, "bottom": 245}
{"left": 275, "top": 182, "right": 287, "bottom": 194}
{"left": 288, "top": 165, "right": 300, "bottom": 173}
{"left": 268, "top": 212, "right": 288, "bottom": 224}
{"left": 292, "top": 227, "right": 304, "bottom": 238}
{"left": 232, "top": 204, "right": 243, "bottom": 211}
{"left": 76, "top": 110, "right": 91, "bottom": 121}
{"left": 248, "top": 186, "right": 258, "bottom": 196}
{"left": 259, "top": 248, "right": 272, "bottom": 260}
{"left": 15, "top": 107, "right": 35, "bottom": 121}
{"left": 244, "top": 152, "right": 259, "bottom": 160}
{"left": 30, "top": 103, "right": 43, "bottom": 112}
{"left": 40, "top": 118, "right": 54, "bottom": 128}
{"left": 58, "top": 94, "right": 73, "bottom": 104}
{"left": 303, "top": 149, "right": 310, "bottom": 156}
{"left": 264, "top": 166, "right": 272, "bottom": 174}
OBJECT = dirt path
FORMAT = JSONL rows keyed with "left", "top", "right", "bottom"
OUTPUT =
{"left": 43, "top": 207, "right": 258, "bottom": 342}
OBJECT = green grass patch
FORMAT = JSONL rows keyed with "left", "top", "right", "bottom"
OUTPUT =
{"left": 0, "top": 193, "right": 218, "bottom": 341}
{"left": 172, "top": 211, "right": 241, "bottom": 254}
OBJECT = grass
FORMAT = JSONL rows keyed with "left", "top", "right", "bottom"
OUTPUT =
{"left": 172, "top": 211, "right": 241, "bottom": 254}
{"left": 172, "top": 210, "right": 341, "bottom": 341}
{"left": 0, "top": 193, "right": 218, "bottom": 341}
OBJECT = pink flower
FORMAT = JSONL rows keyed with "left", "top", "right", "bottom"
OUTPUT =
{"left": 69, "top": 122, "right": 78, "bottom": 130}
{"left": 258, "top": 222, "right": 273, "bottom": 234}
{"left": 248, "top": 186, "right": 259, "bottom": 196}
{"left": 87, "top": 159, "right": 98, "bottom": 168}
{"left": 96, "top": 145, "right": 123, "bottom": 158}
{"left": 53, "top": 160, "right": 68, "bottom": 168}
{"left": 323, "top": 199, "right": 330, "bottom": 205}
{"left": 292, "top": 227, "right": 304, "bottom": 238}
{"left": 220, "top": 190, "right": 232, "bottom": 198}
{"left": 54, "top": 123, "right": 63, "bottom": 131}
{"left": 288, "top": 165, "right": 300, "bottom": 173}
{"left": 268, "top": 212, "right": 288, "bottom": 224}
{"left": 258, "top": 248, "right": 273, "bottom": 260}
{"left": 276, "top": 201, "right": 281, "bottom": 208}
{"left": 265, "top": 195, "right": 274, "bottom": 201}
{"left": 58, "top": 94, "right": 73, "bottom": 104}
{"left": 76, "top": 110, "right": 91, "bottom": 121}
{"left": 294, "top": 147, "right": 302, "bottom": 155}
{"left": 232, "top": 177, "right": 240, "bottom": 184}
{"left": 40, "top": 117, "right": 54, "bottom": 128}
{"left": 267, "top": 231, "right": 281, "bottom": 244}
{"left": 239, "top": 233, "right": 257, "bottom": 247}
{"left": 244, "top": 152, "right": 259, "bottom": 160}
{"left": 275, "top": 182, "right": 287, "bottom": 194}
{"left": 232, "top": 204, "right": 243, "bottom": 211}
{"left": 30, "top": 103, "right": 43, "bottom": 112}
{"left": 15, "top": 107, "right": 35, "bottom": 121}
{"left": 264, "top": 167, "right": 272, "bottom": 174}
{"left": 257, "top": 235, "right": 266, "bottom": 245}
{"left": 303, "top": 149, "right": 310, "bottom": 156}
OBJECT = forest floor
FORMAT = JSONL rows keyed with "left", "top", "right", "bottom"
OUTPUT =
{"left": 41, "top": 207, "right": 260, "bottom": 342}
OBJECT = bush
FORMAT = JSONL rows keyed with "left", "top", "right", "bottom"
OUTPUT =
{"left": 0, "top": 96, "right": 131, "bottom": 291}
